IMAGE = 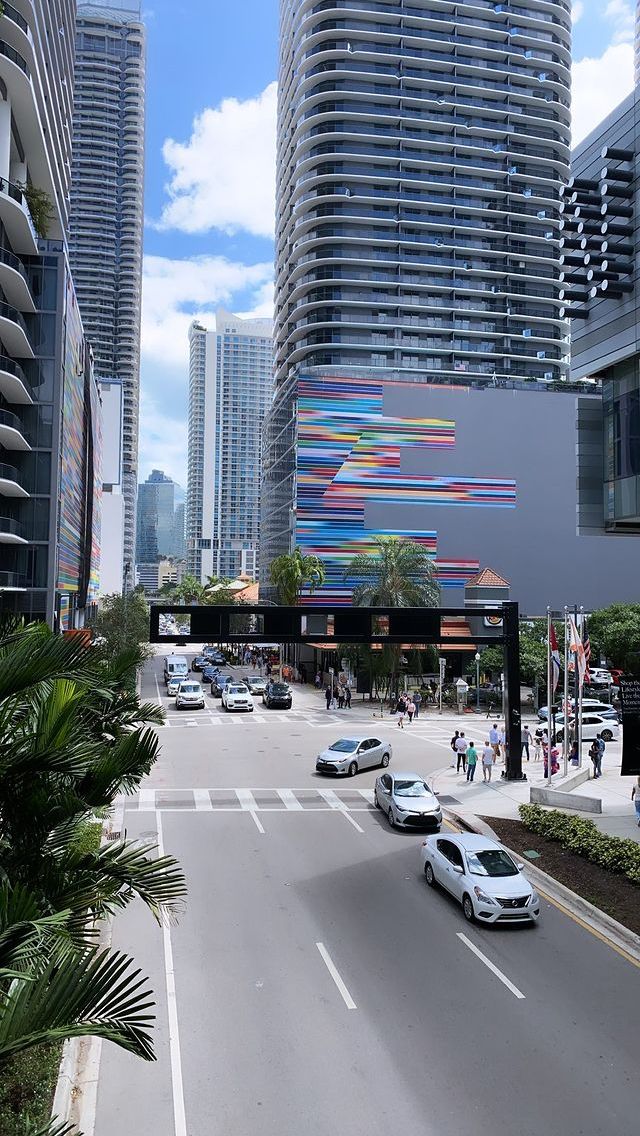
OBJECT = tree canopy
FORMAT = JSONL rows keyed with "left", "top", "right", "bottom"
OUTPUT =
{"left": 588, "top": 603, "right": 640, "bottom": 673}
{"left": 269, "top": 549, "right": 326, "bottom": 605}
{"left": 344, "top": 536, "right": 440, "bottom": 608}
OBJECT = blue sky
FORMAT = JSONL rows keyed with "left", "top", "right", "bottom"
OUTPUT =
{"left": 138, "top": 0, "right": 636, "bottom": 487}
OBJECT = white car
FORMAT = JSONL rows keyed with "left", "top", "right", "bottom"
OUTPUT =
{"left": 222, "top": 683, "right": 254, "bottom": 712}
{"left": 315, "top": 736, "right": 391, "bottom": 776}
{"left": 166, "top": 675, "right": 183, "bottom": 697}
{"left": 421, "top": 833, "right": 540, "bottom": 925}
{"left": 175, "top": 680, "right": 205, "bottom": 710}
{"left": 374, "top": 772, "right": 441, "bottom": 830}
{"left": 555, "top": 713, "right": 620, "bottom": 744}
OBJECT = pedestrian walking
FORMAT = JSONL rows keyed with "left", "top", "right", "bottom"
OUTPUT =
{"left": 413, "top": 690, "right": 422, "bottom": 719}
{"left": 299, "top": 664, "right": 307, "bottom": 684}
{"left": 325, "top": 685, "right": 332, "bottom": 710}
{"left": 489, "top": 722, "right": 500, "bottom": 760}
{"left": 632, "top": 777, "right": 640, "bottom": 826}
{"left": 315, "top": 670, "right": 321, "bottom": 688}
{"left": 397, "top": 703, "right": 405, "bottom": 729}
{"left": 569, "top": 739, "right": 579, "bottom": 767}
{"left": 455, "top": 731, "right": 467, "bottom": 773}
{"left": 466, "top": 741, "right": 478, "bottom": 782}
{"left": 337, "top": 686, "right": 345, "bottom": 710}
{"left": 589, "top": 739, "right": 599, "bottom": 779}
{"left": 596, "top": 732, "right": 605, "bottom": 778}
{"left": 345, "top": 685, "right": 351, "bottom": 709}
{"left": 521, "top": 724, "right": 532, "bottom": 762}
{"left": 450, "top": 729, "right": 459, "bottom": 768}
{"left": 498, "top": 724, "right": 506, "bottom": 761}
{"left": 407, "top": 699, "right": 415, "bottom": 723}
{"left": 482, "top": 740, "right": 494, "bottom": 782}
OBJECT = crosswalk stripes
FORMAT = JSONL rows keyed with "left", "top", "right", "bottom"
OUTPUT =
{"left": 129, "top": 787, "right": 380, "bottom": 814}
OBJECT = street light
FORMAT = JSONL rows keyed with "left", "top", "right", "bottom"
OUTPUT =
{"left": 475, "top": 652, "right": 481, "bottom": 712}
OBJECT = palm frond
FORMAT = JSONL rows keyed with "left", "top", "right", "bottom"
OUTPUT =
{"left": 22, "top": 1118, "right": 78, "bottom": 1136}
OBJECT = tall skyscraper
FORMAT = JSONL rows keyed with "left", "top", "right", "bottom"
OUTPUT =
{"left": 136, "top": 469, "right": 183, "bottom": 563}
{"left": 69, "top": 1, "right": 146, "bottom": 588}
{"left": 0, "top": 1, "right": 102, "bottom": 627}
{"left": 187, "top": 312, "right": 272, "bottom": 582}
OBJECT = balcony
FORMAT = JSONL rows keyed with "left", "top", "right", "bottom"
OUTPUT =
{"left": 0, "top": 245, "right": 35, "bottom": 311}
{"left": 0, "top": 300, "right": 34, "bottom": 358}
{"left": 0, "top": 461, "right": 28, "bottom": 498}
{"left": 0, "top": 515, "right": 26, "bottom": 543}
{"left": 0, "top": 354, "right": 33, "bottom": 404}
{"left": 0, "top": 569, "right": 27, "bottom": 590}
{"left": 0, "top": 176, "right": 37, "bottom": 256}
{"left": 0, "top": 407, "right": 30, "bottom": 450}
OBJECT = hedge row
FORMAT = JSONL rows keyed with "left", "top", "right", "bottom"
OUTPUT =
{"left": 518, "top": 803, "right": 640, "bottom": 886}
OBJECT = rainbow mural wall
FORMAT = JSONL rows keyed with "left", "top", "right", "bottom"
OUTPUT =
{"left": 296, "top": 375, "right": 516, "bottom": 603}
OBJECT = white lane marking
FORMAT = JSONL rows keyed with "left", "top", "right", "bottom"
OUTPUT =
{"left": 193, "top": 790, "right": 211, "bottom": 812}
{"left": 456, "top": 933, "right": 526, "bottom": 1000}
{"left": 236, "top": 788, "right": 258, "bottom": 811}
{"left": 156, "top": 812, "right": 187, "bottom": 1136}
{"left": 154, "top": 675, "right": 163, "bottom": 708}
{"left": 357, "top": 788, "right": 375, "bottom": 804}
{"left": 250, "top": 811, "right": 265, "bottom": 834}
{"left": 252, "top": 714, "right": 266, "bottom": 723}
{"left": 316, "top": 942, "right": 357, "bottom": 1010}
{"left": 339, "top": 810, "right": 364, "bottom": 833}
{"left": 278, "top": 788, "right": 304, "bottom": 810}
{"left": 139, "top": 789, "right": 155, "bottom": 812}
{"left": 318, "top": 789, "right": 343, "bottom": 809}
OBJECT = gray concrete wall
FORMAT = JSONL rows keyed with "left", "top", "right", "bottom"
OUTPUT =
{"left": 360, "top": 382, "right": 640, "bottom": 614}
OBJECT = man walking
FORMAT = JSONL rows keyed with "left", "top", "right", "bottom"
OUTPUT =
{"left": 325, "top": 685, "right": 332, "bottom": 710}
{"left": 455, "top": 731, "right": 467, "bottom": 774}
{"left": 595, "top": 732, "right": 605, "bottom": 778}
{"left": 521, "top": 724, "right": 532, "bottom": 762}
{"left": 466, "top": 741, "right": 478, "bottom": 782}
{"left": 345, "top": 685, "right": 351, "bottom": 709}
{"left": 413, "top": 690, "right": 422, "bottom": 719}
{"left": 482, "top": 740, "right": 494, "bottom": 782}
{"left": 489, "top": 722, "right": 500, "bottom": 761}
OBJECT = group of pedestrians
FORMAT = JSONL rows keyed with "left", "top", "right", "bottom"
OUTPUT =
{"left": 451, "top": 731, "right": 497, "bottom": 782}
{"left": 324, "top": 683, "right": 352, "bottom": 710}
{"left": 395, "top": 692, "right": 420, "bottom": 728}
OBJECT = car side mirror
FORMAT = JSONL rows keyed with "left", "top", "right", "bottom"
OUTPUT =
{"left": 516, "top": 863, "right": 524, "bottom": 871}
{"left": 453, "top": 865, "right": 464, "bottom": 875}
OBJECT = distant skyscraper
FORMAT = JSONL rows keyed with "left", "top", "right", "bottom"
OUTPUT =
{"left": 69, "top": 1, "right": 146, "bottom": 588}
{"left": 187, "top": 313, "right": 272, "bottom": 582}
{"left": 636, "top": 2, "right": 640, "bottom": 86}
{"left": 136, "top": 470, "right": 182, "bottom": 564}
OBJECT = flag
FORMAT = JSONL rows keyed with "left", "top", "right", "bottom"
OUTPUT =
{"left": 582, "top": 616, "right": 591, "bottom": 684}
{"left": 568, "top": 616, "right": 586, "bottom": 688}
{"left": 550, "top": 621, "right": 561, "bottom": 694}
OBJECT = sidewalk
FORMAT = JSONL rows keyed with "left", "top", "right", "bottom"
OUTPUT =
{"left": 431, "top": 755, "right": 640, "bottom": 844}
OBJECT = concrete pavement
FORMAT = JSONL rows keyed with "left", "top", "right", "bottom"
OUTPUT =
{"left": 90, "top": 654, "right": 638, "bottom": 1136}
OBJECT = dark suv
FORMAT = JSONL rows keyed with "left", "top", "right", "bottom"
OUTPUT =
{"left": 263, "top": 681, "right": 292, "bottom": 710}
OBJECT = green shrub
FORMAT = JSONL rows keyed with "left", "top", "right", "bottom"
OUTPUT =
{"left": 518, "top": 804, "right": 640, "bottom": 886}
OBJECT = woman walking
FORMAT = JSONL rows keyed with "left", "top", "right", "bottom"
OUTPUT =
{"left": 632, "top": 778, "right": 640, "bottom": 826}
{"left": 406, "top": 698, "right": 415, "bottom": 723}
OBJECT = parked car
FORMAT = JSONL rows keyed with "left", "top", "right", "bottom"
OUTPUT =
{"left": 244, "top": 675, "right": 267, "bottom": 694}
{"left": 316, "top": 736, "right": 391, "bottom": 776}
{"left": 263, "top": 681, "right": 293, "bottom": 709}
{"left": 166, "top": 675, "right": 183, "bottom": 697}
{"left": 586, "top": 668, "right": 613, "bottom": 688}
{"left": 421, "top": 833, "right": 540, "bottom": 925}
{"left": 221, "top": 683, "right": 254, "bottom": 712}
{"left": 211, "top": 674, "right": 234, "bottom": 697}
{"left": 554, "top": 714, "right": 620, "bottom": 744}
{"left": 537, "top": 699, "right": 615, "bottom": 721}
{"left": 374, "top": 772, "right": 441, "bottom": 830}
{"left": 175, "top": 680, "right": 205, "bottom": 710}
{"left": 552, "top": 705, "right": 619, "bottom": 725}
{"left": 191, "top": 656, "right": 209, "bottom": 672}
{"left": 201, "top": 665, "right": 220, "bottom": 683}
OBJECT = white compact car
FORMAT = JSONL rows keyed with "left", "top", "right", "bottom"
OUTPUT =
{"left": 222, "top": 683, "right": 254, "bottom": 712}
{"left": 167, "top": 675, "right": 183, "bottom": 697}
{"left": 421, "top": 833, "right": 540, "bottom": 925}
{"left": 175, "top": 681, "right": 205, "bottom": 710}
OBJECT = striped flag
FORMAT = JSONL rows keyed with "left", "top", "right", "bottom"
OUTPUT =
{"left": 568, "top": 616, "right": 587, "bottom": 688}
{"left": 550, "top": 621, "right": 561, "bottom": 694}
{"left": 582, "top": 616, "right": 591, "bottom": 684}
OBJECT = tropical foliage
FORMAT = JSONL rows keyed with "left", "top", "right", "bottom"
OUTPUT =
{"left": 344, "top": 536, "right": 440, "bottom": 608}
{"left": 89, "top": 589, "right": 152, "bottom": 662}
{"left": 0, "top": 623, "right": 186, "bottom": 1134}
{"left": 588, "top": 603, "right": 640, "bottom": 674}
{"left": 269, "top": 548, "right": 326, "bottom": 605}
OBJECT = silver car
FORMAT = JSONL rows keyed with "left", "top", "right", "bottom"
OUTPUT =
{"left": 315, "top": 736, "right": 392, "bottom": 777}
{"left": 175, "top": 680, "right": 205, "bottom": 710}
{"left": 374, "top": 772, "right": 442, "bottom": 830}
{"left": 421, "top": 833, "right": 540, "bottom": 925}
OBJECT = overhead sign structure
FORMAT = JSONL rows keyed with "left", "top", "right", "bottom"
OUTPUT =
{"left": 151, "top": 602, "right": 525, "bottom": 782}
{"left": 618, "top": 679, "right": 640, "bottom": 776}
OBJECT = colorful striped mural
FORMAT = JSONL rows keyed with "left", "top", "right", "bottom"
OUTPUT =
{"left": 295, "top": 375, "right": 514, "bottom": 603}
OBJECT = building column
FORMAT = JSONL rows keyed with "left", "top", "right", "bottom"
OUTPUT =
{"left": 0, "top": 99, "right": 12, "bottom": 183}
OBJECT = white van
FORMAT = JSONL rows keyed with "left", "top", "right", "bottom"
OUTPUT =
{"left": 164, "top": 655, "right": 189, "bottom": 685}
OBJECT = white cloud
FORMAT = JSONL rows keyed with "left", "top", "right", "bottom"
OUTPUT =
{"left": 138, "top": 389, "right": 189, "bottom": 486}
{"left": 572, "top": 1, "right": 584, "bottom": 23}
{"left": 141, "top": 253, "right": 274, "bottom": 368}
{"left": 604, "top": 0, "right": 635, "bottom": 44}
{"left": 571, "top": 42, "right": 634, "bottom": 146}
{"left": 156, "top": 82, "right": 277, "bottom": 238}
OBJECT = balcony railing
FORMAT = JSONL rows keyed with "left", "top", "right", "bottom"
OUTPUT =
{"left": 0, "top": 244, "right": 31, "bottom": 289}
{"left": 3, "top": 4, "right": 29, "bottom": 34}
{"left": 0, "top": 408, "right": 26, "bottom": 434}
{"left": 0, "top": 570, "right": 27, "bottom": 588}
{"left": 0, "top": 300, "right": 31, "bottom": 339}
{"left": 0, "top": 39, "right": 30, "bottom": 78}
{"left": 0, "top": 516, "right": 24, "bottom": 538}
{"left": 0, "top": 462, "right": 21, "bottom": 484}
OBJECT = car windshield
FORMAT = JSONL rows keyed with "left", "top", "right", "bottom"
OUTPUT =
{"left": 270, "top": 683, "right": 289, "bottom": 693}
{"left": 466, "top": 849, "right": 519, "bottom": 877}
{"left": 329, "top": 739, "right": 358, "bottom": 753}
{"left": 394, "top": 779, "right": 430, "bottom": 797}
{"left": 180, "top": 684, "right": 199, "bottom": 693}
{"left": 230, "top": 685, "right": 248, "bottom": 694}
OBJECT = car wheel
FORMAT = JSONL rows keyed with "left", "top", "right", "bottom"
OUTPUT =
{"left": 388, "top": 808, "right": 395, "bottom": 828}
{"left": 424, "top": 862, "right": 435, "bottom": 887}
{"left": 381, "top": 752, "right": 390, "bottom": 768}
{"left": 462, "top": 894, "right": 475, "bottom": 923}
{"left": 601, "top": 729, "right": 613, "bottom": 741}
{"left": 347, "top": 761, "right": 358, "bottom": 777}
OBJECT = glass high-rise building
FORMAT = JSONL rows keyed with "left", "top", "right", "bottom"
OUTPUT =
{"left": 136, "top": 470, "right": 182, "bottom": 564}
{"left": 69, "top": 1, "right": 146, "bottom": 589}
{"left": 262, "top": 0, "right": 573, "bottom": 603}
{"left": 187, "top": 312, "right": 272, "bottom": 583}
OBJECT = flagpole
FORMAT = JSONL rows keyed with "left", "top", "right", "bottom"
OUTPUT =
{"left": 563, "top": 606, "right": 569, "bottom": 776}
{"left": 577, "top": 606, "right": 584, "bottom": 765}
{"left": 546, "top": 607, "right": 552, "bottom": 786}
{"left": 574, "top": 604, "right": 580, "bottom": 768}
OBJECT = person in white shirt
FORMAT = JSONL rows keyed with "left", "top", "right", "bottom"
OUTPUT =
{"left": 489, "top": 723, "right": 500, "bottom": 760}
{"left": 482, "top": 741, "right": 495, "bottom": 782}
{"left": 455, "top": 731, "right": 467, "bottom": 773}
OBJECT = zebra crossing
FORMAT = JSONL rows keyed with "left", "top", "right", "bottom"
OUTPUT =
{"left": 130, "top": 786, "right": 377, "bottom": 812}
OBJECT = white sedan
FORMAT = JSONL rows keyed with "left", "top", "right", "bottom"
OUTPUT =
{"left": 555, "top": 713, "right": 620, "bottom": 744}
{"left": 421, "top": 833, "right": 540, "bottom": 925}
{"left": 221, "top": 683, "right": 254, "bottom": 712}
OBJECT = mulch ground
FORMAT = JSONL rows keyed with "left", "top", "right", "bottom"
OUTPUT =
{"left": 480, "top": 816, "right": 640, "bottom": 939}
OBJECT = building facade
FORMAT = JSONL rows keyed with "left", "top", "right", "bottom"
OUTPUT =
{"left": 567, "top": 88, "right": 640, "bottom": 537}
{"left": 136, "top": 469, "right": 183, "bottom": 565}
{"left": 69, "top": 1, "right": 146, "bottom": 589}
{"left": 0, "top": 2, "right": 101, "bottom": 627}
{"left": 187, "top": 311, "right": 272, "bottom": 583}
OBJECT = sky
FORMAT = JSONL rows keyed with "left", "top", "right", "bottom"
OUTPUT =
{"left": 138, "top": 0, "right": 637, "bottom": 488}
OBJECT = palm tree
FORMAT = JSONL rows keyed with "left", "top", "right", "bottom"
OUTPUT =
{"left": 269, "top": 548, "right": 326, "bottom": 605}
{"left": 171, "top": 574, "right": 205, "bottom": 604}
{"left": 344, "top": 536, "right": 440, "bottom": 608}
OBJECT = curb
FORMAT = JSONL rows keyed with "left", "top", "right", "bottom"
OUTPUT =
{"left": 443, "top": 807, "right": 640, "bottom": 967}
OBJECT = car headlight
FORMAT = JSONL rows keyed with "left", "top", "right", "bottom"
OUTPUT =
{"left": 528, "top": 891, "right": 540, "bottom": 906}
{"left": 473, "top": 887, "right": 497, "bottom": 905}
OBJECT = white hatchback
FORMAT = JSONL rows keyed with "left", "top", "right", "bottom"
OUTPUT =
{"left": 421, "top": 833, "right": 540, "bottom": 925}
{"left": 222, "top": 683, "right": 254, "bottom": 712}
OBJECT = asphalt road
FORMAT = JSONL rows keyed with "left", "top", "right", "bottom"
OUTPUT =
{"left": 93, "top": 652, "right": 637, "bottom": 1136}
